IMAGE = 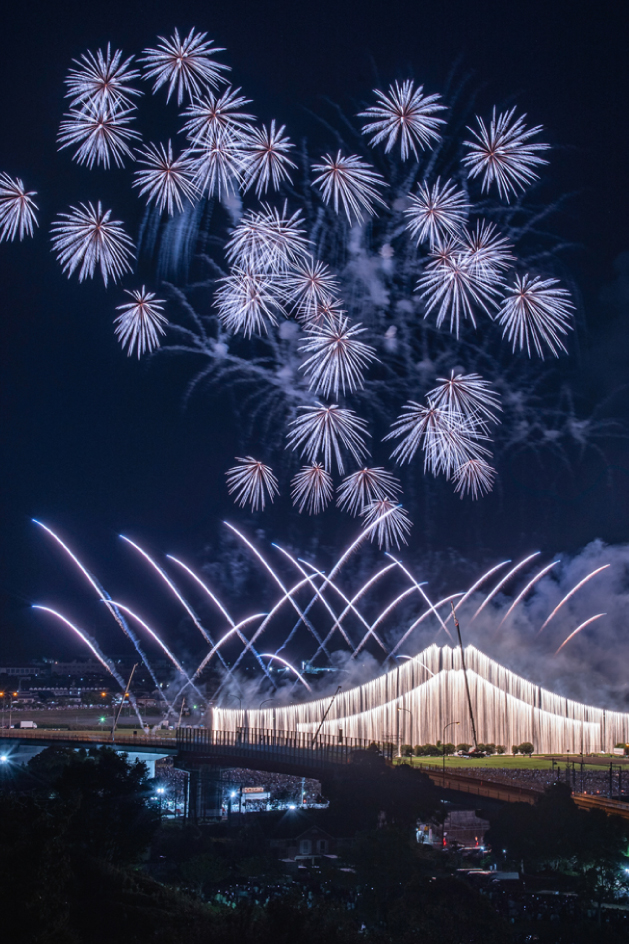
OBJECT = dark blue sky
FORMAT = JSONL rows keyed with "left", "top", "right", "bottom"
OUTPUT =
{"left": 1, "top": 0, "right": 628, "bottom": 660}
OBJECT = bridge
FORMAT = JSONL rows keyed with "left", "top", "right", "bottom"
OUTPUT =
{"left": 2, "top": 728, "right": 629, "bottom": 821}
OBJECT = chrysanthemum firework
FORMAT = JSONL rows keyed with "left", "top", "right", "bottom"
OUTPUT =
{"left": 337, "top": 467, "right": 401, "bottom": 516}
{"left": 385, "top": 400, "right": 489, "bottom": 476}
{"left": 64, "top": 45, "right": 142, "bottom": 110}
{"left": 181, "top": 86, "right": 254, "bottom": 145}
{"left": 225, "top": 205, "right": 310, "bottom": 273}
{"left": 497, "top": 274, "right": 574, "bottom": 357}
{"left": 286, "top": 404, "right": 370, "bottom": 475}
{"left": 114, "top": 287, "right": 167, "bottom": 358}
{"left": 291, "top": 463, "right": 334, "bottom": 514}
{"left": 57, "top": 101, "right": 141, "bottom": 169}
{"left": 140, "top": 28, "right": 229, "bottom": 105}
{"left": 51, "top": 202, "right": 135, "bottom": 286}
{"left": 299, "top": 313, "right": 378, "bottom": 397}
{"left": 404, "top": 177, "right": 470, "bottom": 247}
{"left": 360, "top": 80, "right": 446, "bottom": 160}
{"left": 133, "top": 141, "right": 197, "bottom": 215}
{"left": 187, "top": 134, "right": 245, "bottom": 198}
{"left": 214, "top": 267, "right": 285, "bottom": 337}
{"left": 312, "top": 152, "right": 387, "bottom": 223}
{"left": 241, "top": 121, "right": 297, "bottom": 197}
{"left": 416, "top": 239, "right": 504, "bottom": 336}
{"left": 452, "top": 458, "right": 497, "bottom": 499}
{"left": 0, "top": 173, "right": 38, "bottom": 242}
{"left": 462, "top": 107, "right": 549, "bottom": 201}
{"left": 226, "top": 457, "right": 279, "bottom": 512}
{"left": 285, "top": 259, "right": 340, "bottom": 322}
{"left": 361, "top": 499, "right": 412, "bottom": 550}
{"left": 427, "top": 372, "right": 502, "bottom": 426}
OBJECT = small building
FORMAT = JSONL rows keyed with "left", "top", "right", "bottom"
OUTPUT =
{"left": 270, "top": 814, "right": 348, "bottom": 864}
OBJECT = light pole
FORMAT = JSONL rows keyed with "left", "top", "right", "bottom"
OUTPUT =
{"left": 397, "top": 706, "right": 413, "bottom": 761}
{"left": 442, "top": 721, "right": 460, "bottom": 777}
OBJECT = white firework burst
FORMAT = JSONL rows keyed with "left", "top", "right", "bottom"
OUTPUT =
{"left": 385, "top": 400, "right": 489, "bottom": 475}
{"left": 286, "top": 404, "right": 370, "bottom": 475}
{"left": 0, "top": 173, "right": 38, "bottom": 242}
{"left": 226, "top": 457, "right": 279, "bottom": 512}
{"left": 285, "top": 258, "right": 340, "bottom": 322}
{"left": 241, "top": 121, "right": 297, "bottom": 197}
{"left": 459, "top": 220, "right": 513, "bottom": 280}
{"left": 416, "top": 239, "right": 503, "bottom": 336}
{"left": 427, "top": 371, "right": 502, "bottom": 425}
{"left": 64, "top": 45, "right": 142, "bottom": 109}
{"left": 452, "top": 458, "right": 497, "bottom": 499}
{"left": 215, "top": 267, "right": 284, "bottom": 337}
{"left": 187, "top": 135, "right": 244, "bottom": 198}
{"left": 57, "top": 101, "right": 141, "bottom": 169}
{"left": 299, "top": 314, "right": 378, "bottom": 397}
{"left": 133, "top": 141, "right": 198, "bottom": 215}
{"left": 360, "top": 80, "right": 446, "bottom": 160}
{"left": 404, "top": 177, "right": 470, "bottom": 247}
{"left": 225, "top": 205, "right": 310, "bottom": 273}
{"left": 225, "top": 456, "right": 280, "bottom": 511}
{"left": 462, "top": 107, "right": 549, "bottom": 201}
{"left": 291, "top": 463, "right": 334, "bottom": 514}
{"left": 51, "top": 202, "right": 135, "bottom": 286}
{"left": 497, "top": 274, "right": 574, "bottom": 357}
{"left": 312, "top": 152, "right": 387, "bottom": 223}
{"left": 181, "top": 87, "right": 254, "bottom": 145}
{"left": 140, "top": 28, "right": 229, "bottom": 105}
{"left": 337, "top": 467, "right": 401, "bottom": 516}
{"left": 361, "top": 499, "right": 412, "bottom": 550}
{"left": 114, "top": 287, "right": 167, "bottom": 358}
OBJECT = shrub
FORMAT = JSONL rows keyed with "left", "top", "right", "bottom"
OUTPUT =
{"left": 512, "top": 745, "right": 519, "bottom": 755}
{"left": 401, "top": 744, "right": 413, "bottom": 757}
{"left": 496, "top": 745, "right": 506, "bottom": 754}
{"left": 456, "top": 743, "right": 471, "bottom": 753}
{"left": 519, "top": 742, "right": 534, "bottom": 755}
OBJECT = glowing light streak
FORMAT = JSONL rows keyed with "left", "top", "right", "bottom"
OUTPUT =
{"left": 471, "top": 552, "right": 541, "bottom": 622}
{"left": 261, "top": 654, "right": 312, "bottom": 691}
{"left": 497, "top": 560, "right": 560, "bottom": 629}
{"left": 32, "top": 605, "right": 144, "bottom": 726}
{"left": 442, "top": 560, "right": 510, "bottom": 625}
{"left": 386, "top": 554, "right": 454, "bottom": 640}
{"left": 554, "top": 614, "right": 606, "bottom": 655}
{"left": 272, "top": 546, "right": 335, "bottom": 657}
{"left": 352, "top": 585, "right": 422, "bottom": 659}
{"left": 33, "top": 519, "right": 166, "bottom": 704}
{"left": 120, "top": 535, "right": 213, "bottom": 647}
{"left": 387, "top": 593, "right": 464, "bottom": 661}
{"left": 190, "top": 614, "right": 266, "bottom": 681}
{"left": 167, "top": 555, "right": 234, "bottom": 625}
{"left": 538, "top": 565, "right": 610, "bottom": 635}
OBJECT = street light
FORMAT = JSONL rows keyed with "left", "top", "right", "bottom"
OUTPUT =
{"left": 442, "top": 721, "right": 460, "bottom": 776}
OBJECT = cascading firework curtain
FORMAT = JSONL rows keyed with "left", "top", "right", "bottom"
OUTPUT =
{"left": 209, "top": 645, "right": 629, "bottom": 753}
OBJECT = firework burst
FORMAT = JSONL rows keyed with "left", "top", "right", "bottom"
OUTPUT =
{"left": 299, "top": 314, "right": 378, "bottom": 397}
{"left": 287, "top": 404, "right": 370, "bottom": 475}
{"left": 497, "top": 274, "right": 574, "bottom": 357}
{"left": 462, "top": 107, "right": 549, "bottom": 201}
{"left": 0, "top": 173, "right": 38, "bottom": 242}
{"left": 226, "top": 457, "right": 279, "bottom": 511}
{"left": 291, "top": 463, "right": 334, "bottom": 514}
{"left": 337, "top": 467, "right": 401, "bottom": 516}
{"left": 114, "top": 287, "right": 167, "bottom": 358}
{"left": 312, "top": 152, "right": 387, "bottom": 222}
{"left": 140, "top": 28, "right": 229, "bottom": 105}
{"left": 360, "top": 80, "right": 446, "bottom": 159}
{"left": 51, "top": 202, "right": 135, "bottom": 286}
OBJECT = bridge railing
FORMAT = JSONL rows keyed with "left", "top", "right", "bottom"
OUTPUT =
{"left": 177, "top": 727, "right": 395, "bottom": 768}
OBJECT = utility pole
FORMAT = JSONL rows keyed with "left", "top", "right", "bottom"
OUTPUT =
{"left": 111, "top": 664, "right": 137, "bottom": 742}
{"left": 451, "top": 603, "right": 478, "bottom": 751}
{"left": 312, "top": 686, "right": 342, "bottom": 745}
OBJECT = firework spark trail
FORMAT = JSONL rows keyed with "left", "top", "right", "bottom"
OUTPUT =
{"left": 271, "top": 545, "right": 335, "bottom": 658}
{"left": 107, "top": 601, "right": 204, "bottom": 700}
{"left": 298, "top": 557, "right": 384, "bottom": 650}
{"left": 351, "top": 586, "right": 419, "bottom": 658}
{"left": 537, "top": 565, "right": 611, "bottom": 635}
{"left": 298, "top": 559, "right": 389, "bottom": 657}
{"left": 554, "top": 614, "right": 606, "bottom": 656}
{"left": 32, "top": 605, "right": 145, "bottom": 726}
{"left": 184, "top": 614, "right": 267, "bottom": 688}
{"left": 385, "top": 554, "right": 455, "bottom": 641}
{"left": 33, "top": 520, "right": 166, "bottom": 705}
{"left": 165, "top": 555, "right": 275, "bottom": 684}
{"left": 396, "top": 655, "right": 436, "bottom": 676}
{"left": 496, "top": 560, "right": 560, "bottom": 630}
{"left": 352, "top": 584, "right": 429, "bottom": 658}
{"left": 386, "top": 592, "right": 465, "bottom": 661}
{"left": 212, "top": 573, "right": 330, "bottom": 692}
{"left": 260, "top": 654, "right": 312, "bottom": 691}
{"left": 308, "top": 562, "right": 398, "bottom": 663}
{"left": 225, "top": 523, "right": 327, "bottom": 649}
{"left": 471, "top": 552, "right": 541, "bottom": 622}
{"left": 120, "top": 536, "right": 233, "bottom": 671}
{"left": 442, "top": 560, "right": 511, "bottom": 626}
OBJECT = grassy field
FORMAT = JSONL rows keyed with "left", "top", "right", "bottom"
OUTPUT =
{"left": 395, "top": 754, "right": 613, "bottom": 771}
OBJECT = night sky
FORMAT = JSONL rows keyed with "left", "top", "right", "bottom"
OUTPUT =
{"left": 1, "top": 0, "right": 628, "bottom": 662}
